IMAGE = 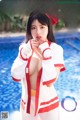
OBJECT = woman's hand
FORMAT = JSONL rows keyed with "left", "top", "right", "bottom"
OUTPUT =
{"left": 38, "top": 39, "right": 48, "bottom": 45}
{"left": 31, "top": 39, "right": 42, "bottom": 59}
{"left": 31, "top": 39, "right": 39, "bottom": 49}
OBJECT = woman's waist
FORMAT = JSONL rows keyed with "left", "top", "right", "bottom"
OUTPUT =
{"left": 22, "top": 89, "right": 36, "bottom": 98}
{"left": 31, "top": 89, "right": 36, "bottom": 96}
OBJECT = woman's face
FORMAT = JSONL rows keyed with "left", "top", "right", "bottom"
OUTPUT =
{"left": 31, "top": 19, "right": 48, "bottom": 41}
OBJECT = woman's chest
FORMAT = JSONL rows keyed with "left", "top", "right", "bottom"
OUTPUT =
{"left": 29, "top": 55, "right": 42, "bottom": 75}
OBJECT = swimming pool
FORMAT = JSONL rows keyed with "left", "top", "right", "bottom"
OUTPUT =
{"left": 0, "top": 32, "right": 80, "bottom": 113}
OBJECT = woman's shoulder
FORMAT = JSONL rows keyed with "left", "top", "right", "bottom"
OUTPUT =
{"left": 50, "top": 42, "right": 63, "bottom": 51}
{"left": 19, "top": 42, "right": 27, "bottom": 49}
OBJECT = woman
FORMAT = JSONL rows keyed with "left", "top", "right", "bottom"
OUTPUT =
{"left": 11, "top": 10, "right": 65, "bottom": 120}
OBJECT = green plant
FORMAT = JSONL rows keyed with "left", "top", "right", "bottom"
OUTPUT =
{"left": 0, "top": 11, "right": 5, "bottom": 24}
{"left": 0, "top": 11, "right": 12, "bottom": 31}
{"left": 11, "top": 15, "right": 26, "bottom": 32}
{"left": 55, "top": 19, "right": 65, "bottom": 30}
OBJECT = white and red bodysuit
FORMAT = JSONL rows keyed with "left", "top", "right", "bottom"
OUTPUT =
{"left": 11, "top": 40, "right": 65, "bottom": 120}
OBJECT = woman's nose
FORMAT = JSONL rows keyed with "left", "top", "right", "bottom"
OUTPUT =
{"left": 36, "top": 28, "right": 41, "bottom": 34}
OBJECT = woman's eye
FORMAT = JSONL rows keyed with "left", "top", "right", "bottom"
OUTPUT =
{"left": 31, "top": 27, "right": 36, "bottom": 30}
{"left": 41, "top": 27, "right": 44, "bottom": 29}
{"left": 40, "top": 26, "right": 44, "bottom": 29}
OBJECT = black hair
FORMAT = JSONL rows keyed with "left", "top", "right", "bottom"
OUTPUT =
{"left": 26, "top": 10, "right": 56, "bottom": 43}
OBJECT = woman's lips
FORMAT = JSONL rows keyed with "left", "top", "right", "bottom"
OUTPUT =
{"left": 36, "top": 36, "right": 42, "bottom": 39}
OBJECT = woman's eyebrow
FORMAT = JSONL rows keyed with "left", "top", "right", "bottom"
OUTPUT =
{"left": 31, "top": 25, "right": 36, "bottom": 27}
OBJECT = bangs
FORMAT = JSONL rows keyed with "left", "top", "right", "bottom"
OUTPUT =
{"left": 30, "top": 13, "right": 49, "bottom": 26}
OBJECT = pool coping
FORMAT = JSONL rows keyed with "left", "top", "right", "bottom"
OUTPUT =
{"left": 0, "top": 32, "right": 25, "bottom": 38}
{"left": 0, "top": 28, "right": 80, "bottom": 38}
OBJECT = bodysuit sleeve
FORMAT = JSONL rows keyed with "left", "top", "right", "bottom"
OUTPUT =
{"left": 39, "top": 42, "right": 57, "bottom": 85}
{"left": 51, "top": 43, "right": 66, "bottom": 72}
{"left": 11, "top": 41, "right": 31, "bottom": 82}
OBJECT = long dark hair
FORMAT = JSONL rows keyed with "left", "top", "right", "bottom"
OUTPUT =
{"left": 26, "top": 10, "right": 56, "bottom": 43}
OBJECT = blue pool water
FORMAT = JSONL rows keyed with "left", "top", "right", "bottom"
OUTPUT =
{"left": 0, "top": 32, "right": 80, "bottom": 113}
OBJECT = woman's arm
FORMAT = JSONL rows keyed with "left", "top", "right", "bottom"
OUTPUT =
{"left": 39, "top": 42, "right": 57, "bottom": 85}
{"left": 47, "top": 43, "right": 66, "bottom": 87}
{"left": 47, "top": 67, "right": 60, "bottom": 87}
{"left": 11, "top": 42, "right": 31, "bottom": 81}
